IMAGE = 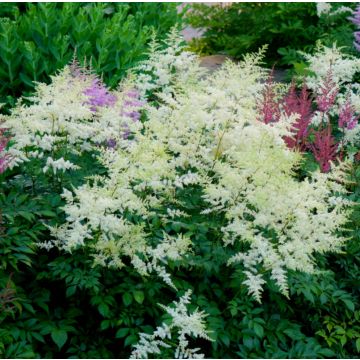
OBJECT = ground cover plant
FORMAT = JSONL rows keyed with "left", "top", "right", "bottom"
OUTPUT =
{"left": 0, "top": 2, "right": 181, "bottom": 112}
{"left": 185, "top": 2, "right": 358, "bottom": 72}
{"left": 1, "top": 28, "right": 360, "bottom": 358}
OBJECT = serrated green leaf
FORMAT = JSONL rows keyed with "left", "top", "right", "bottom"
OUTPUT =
{"left": 283, "top": 328, "right": 304, "bottom": 341}
{"left": 122, "top": 292, "right": 132, "bottom": 307}
{"left": 100, "top": 320, "right": 110, "bottom": 331}
{"left": 356, "top": 338, "right": 360, "bottom": 353}
{"left": 343, "top": 299, "right": 355, "bottom": 312}
{"left": 340, "top": 335, "right": 347, "bottom": 347}
{"left": 243, "top": 335, "right": 253, "bottom": 349}
{"left": 253, "top": 323, "right": 264, "bottom": 338}
{"left": 124, "top": 334, "right": 138, "bottom": 347}
{"left": 133, "top": 290, "right": 144, "bottom": 304}
{"left": 230, "top": 307, "right": 237, "bottom": 317}
{"left": 51, "top": 328, "right": 67, "bottom": 349}
{"left": 66, "top": 285, "right": 76, "bottom": 297}
{"left": 115, "top": 327, "right": 129, "bottom": 338}
{"left": 98, "top": 303, "right": 110, "bottom": 317}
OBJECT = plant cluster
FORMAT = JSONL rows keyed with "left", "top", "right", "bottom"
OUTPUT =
{"left": 185, "top": 2, "right": 357, "bottom": 71}
{"left": 0, "top": 2, "right": 181, "bottom": 111}
{"left": 258, "top": 44, "right": 360, "bottom": 173}
{"left": 0, "top": 31, "right": 360, "bottom": 358}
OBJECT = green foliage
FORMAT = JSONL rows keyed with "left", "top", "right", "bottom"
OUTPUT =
{"left": 0, "top": 137, "right": 164, "bottom": 357}
{"left": 1, "top": 146, "right": 359, "bottom": 358}
{"left": 0, "top": 2, "right": 180, "bottom": 111}
{"left": 186, "top": 2, "right": 357, "bottom": 68}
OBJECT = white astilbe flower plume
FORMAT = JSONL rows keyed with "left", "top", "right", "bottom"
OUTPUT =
{"left": 130, "top": 290, "right": 212, "bottom": 359}
{"left": 303, "top": 44, "right": 360, "bottom": 92}
{"left": 2, "top": 65, "right": 145, "bottom": 173}
{"left": 133, "top": 27, "right": 207, "bottom": 99}
{"left": 47, "top": 31, "right": 350, "bottom": 302}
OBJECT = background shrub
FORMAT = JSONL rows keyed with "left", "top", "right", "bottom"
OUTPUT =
{"left": 186, "top": 2, "right": 357, "bottom": 70}
{"left": 0, "top": 2, "right": 181, "bottom": 111}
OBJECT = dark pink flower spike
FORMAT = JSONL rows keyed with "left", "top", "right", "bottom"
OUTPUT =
{"left": 283, "top": 82, "right": 313, "bottom": 151}
{"left": 309, "top": 125, "right": 339, "bottom": 173}
{"left": 0, "top": 128, "right": 9, "bottom": 174}
{"left": 339, "top": 96, "right": 359, "bottom": 130}
{"left": 316, "top": 69, "right": 339, "bottom": 113}
{"left": 258, "top": 71, "right": 281, "bottom": 124}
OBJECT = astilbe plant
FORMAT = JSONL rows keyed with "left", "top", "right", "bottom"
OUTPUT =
{"left": 338, "top": 95, "right": 359, "bottom": 130}
{"left": 309, "top": 125, "right": 339, "bottom": 173}
{"left": 2, "top": 63, "right": 145, "bottom": 174}
{"left": 349, "top": 3, "right": 360, "bottom": 52}
{"left": 257, "top": 71, "right": 281, "bottom": 124}
{"left": 257, "top": 45, "right": 360, "bottom": 172}
{"left": 315, "top": 68, "right": 339, "bottom": 113}
{"left": 0, "top": 127, "right": 9, "bottom": 241}
{"left": 0, "top": 274, "right": 18, "bottom": 314}
{"left": 3, "top": 33, "right": 355, "bottom": 357}
{"left": 39, "top": 38, "right": 351, "bottom": 308}
{"left": 130, "top": 290, "right": 212, "bottom": 359}
{"left": 282, "top": 82, "right": 313, "bottom": 151}
{"left": 0, "top": 128, "right": 9, "bottom": 174}
{"left": 303, "top": 45, "right": 360, "bottom": 169}
{"left": 84, "top": 78, "right": 117, "bottom": 111}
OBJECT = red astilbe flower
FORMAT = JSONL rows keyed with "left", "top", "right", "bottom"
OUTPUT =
{"left": 316, "top": 69, "right": 339, "bottom": 113}
{"left": 282, "top": 82, "right": 313, "bottom": 151}
{"left": 258, "top": 71, "right": 280, "bottom": 124}
{"left": 309, "top": 125, "right": 339, "bottom": 173}
{"left": 338, "top": 95, "right": 359, "bottom": 130}
{"left": 0, "top": 128, "right": 9, "bottom": 174}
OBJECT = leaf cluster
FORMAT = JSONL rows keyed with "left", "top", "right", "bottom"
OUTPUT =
{"left": 186, "top": 2, "right": 357, "bottom": 70}
{"left": 0, "top": 2, "right": 181, "bottom": 111}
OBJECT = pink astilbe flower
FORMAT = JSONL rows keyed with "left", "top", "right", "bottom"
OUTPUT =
{"left": 349, "top": 3, "right": 360, "bottom": 26}
{"left": 354, "top": 31, "right": 360, "bottom": 52}
{"left": 84, "top": 78, "right": 117, "bottom": 112}
{"left": 258, "top": 72, "right": 280, "bottom": 124}
{"left": 349, "top": 4, "right": 360, "bottom": 51}
{"left": 122, "top": 89, "right": 145, "bottom": 122}
{"left": 69, "top": 58, "right": 117, "bottom": 112}
{"left": 316, "top": 69, "right": 339, "bottom": 113}
{"left": 338, "top": 95, "right": 359, "bottom": 130}
{"left": 0, "top": 129, "right": 9, "bottom": 174}
{"left": 309, "top": 125, "right": 339, "bottom": 173}
{"left": 283, "top": 82, "right": 313, "bottom": 151}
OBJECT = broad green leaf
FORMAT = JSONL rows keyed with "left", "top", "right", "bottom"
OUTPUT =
{"left": 122, "top": 292, "right": 132, "bottom": 307}
{"left": 51, "top": 328, "right": 67, "bottom": 349}
{"left": 115, "top": 328, "right": 129, "bottom": 338}
{"left": 133, "top": 290, "right": 144, "bottom": 304}
{"left": 253, "top": 323, "right": 264, "bottom": 338}
{"left": 356, "top": 338, "right": 360, "bottom": 353}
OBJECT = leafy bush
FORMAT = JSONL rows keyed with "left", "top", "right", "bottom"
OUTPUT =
{"left": 185, "top": 2, "right": 357, "bottom": 69}
{"left": 0, "top": 2, "right": 181, "bottom": 111}
{"left": 1, "top": 31, "right": 360, "bottom": 358}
